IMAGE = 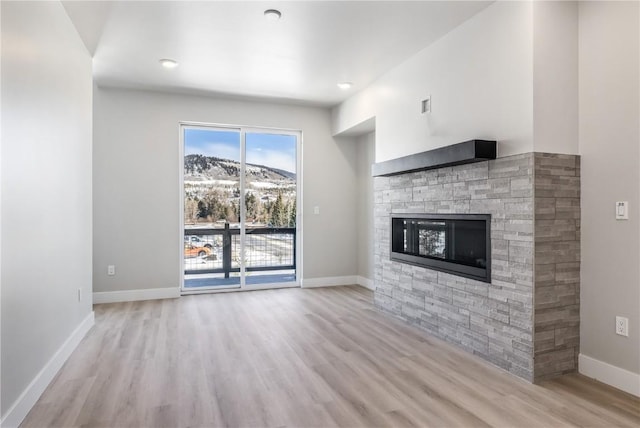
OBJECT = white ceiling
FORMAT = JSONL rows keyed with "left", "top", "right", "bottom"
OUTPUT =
{"left": 63, "top": 1, "right": 492, "bottom": 107}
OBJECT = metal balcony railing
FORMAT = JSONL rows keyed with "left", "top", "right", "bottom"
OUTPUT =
{"left": 184, "top": 224, "right": 296, "bottom": 278}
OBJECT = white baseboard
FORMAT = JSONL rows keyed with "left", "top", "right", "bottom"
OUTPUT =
{"left": 93, "top": 287, "right": 180, "bottom": 304}
{"left": 0, "top": 311, "right": 95, "bottom": 428}
{"left": 301, "top": 275, "right": 358, "bottom": 288}
{"left": 579, "top": 353, "right": 640, "bottom": 397}
{"left": 356, "top": 276, "right": 374, "bottom": 290}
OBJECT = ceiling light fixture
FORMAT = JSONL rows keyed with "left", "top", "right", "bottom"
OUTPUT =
{"left": 159, "top": 59, "right": 179, "bottom": 69}
{"left": 264, "top": 9, "right": 282, "bottom": 21}
{"left": 337, "top": 82, "right": 353, "bottom": 90}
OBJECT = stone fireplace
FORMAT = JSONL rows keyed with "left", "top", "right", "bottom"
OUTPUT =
{"left": 373, "top": 150, "right": 580, "bottom": 382}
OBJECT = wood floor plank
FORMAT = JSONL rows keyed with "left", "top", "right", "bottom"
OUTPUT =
{"left": 21, "top": 286, "right": 640, "bottom": 428}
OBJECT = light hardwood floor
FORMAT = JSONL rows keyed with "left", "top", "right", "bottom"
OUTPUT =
{"left": 22, "top": 286, "right": 639, "bottom": 427}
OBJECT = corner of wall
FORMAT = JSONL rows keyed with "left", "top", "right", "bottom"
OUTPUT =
{"left": 532, "top": 153, "right": 581, "bottom": 381}
{"left": 0, "top": 312, "right": 95, "bottom": 428}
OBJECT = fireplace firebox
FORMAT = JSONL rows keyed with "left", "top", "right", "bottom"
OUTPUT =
{"left": 391, "top": 214, "right": 491, "bottom": 282}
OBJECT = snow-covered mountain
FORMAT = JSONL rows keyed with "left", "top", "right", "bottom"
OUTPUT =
{"left": 185, "top": 154, "right": 295, "bottom": 182}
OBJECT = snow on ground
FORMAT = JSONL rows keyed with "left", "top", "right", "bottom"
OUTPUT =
{"left": 184, "top": 234, "right": 294, "bottom": 272}
{"left": 185, "top": 179, "right": 237, "bottom": 186}
{"left": 248, "top": 181, "right": 279, "bottom": 189}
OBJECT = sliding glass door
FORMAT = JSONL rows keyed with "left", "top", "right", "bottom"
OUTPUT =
{"left": 181, "top": 124, "right": 300, "bottom": 292}
{"left": 244, "top": 132, "right": 298, "bottom": 285}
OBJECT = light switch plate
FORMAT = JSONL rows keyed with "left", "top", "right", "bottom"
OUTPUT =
{"left": 616, "top": 201, "right": 629, "bottom": 220}
{"left": 421, "top": 96, "right": 431, "bottom": 114}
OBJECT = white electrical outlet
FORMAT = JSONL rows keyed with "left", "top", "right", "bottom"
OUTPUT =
{"left": 615, "top": 316, "right": 629, "bottom": 337}
{"left": 107, "top": 265, "right": 116, "bottom": 276}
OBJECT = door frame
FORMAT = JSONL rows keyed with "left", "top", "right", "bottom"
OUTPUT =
{"left": 178, "top": 121, "right": 303, "bottom": 294}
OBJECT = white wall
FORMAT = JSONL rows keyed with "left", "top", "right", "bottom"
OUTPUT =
{"left": 93, "top": 87, "right": 358, "bottom": 294}
{"left": 579, "top": 1, "right": 639, "bottom": 377}
{"left": 533, "top": 1, "right": 579, "bottom": 155}
{"left": 0, "top": 0, "right": 3, "bottom": 418}
{"left": 1, "top": 0, "right": 93, "bottom": 420}
{"left": 355, "top": 132, "right": 375, "bottom": 283}
{"left": 332, "top": 1, "right": 534, "bottom": 161}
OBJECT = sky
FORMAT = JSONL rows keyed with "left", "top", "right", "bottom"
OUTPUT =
{"left": 184, "top": 128, "right": 297, "bottom": 173}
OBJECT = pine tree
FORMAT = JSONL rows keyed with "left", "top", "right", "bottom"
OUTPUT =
{"left": 184, "top": 198, "right": 199, "bottom": 224}
{"left": 288, "top": 199, "right": 296, "bottom": 227}
{"left": 197, "top": 200, "right": 210, "bottom": 220}
{"left": 245, "top": 192, "right": 257, "bottom": 220}
{"left": 271, "top": 192, "right": 285, "bottom": 227}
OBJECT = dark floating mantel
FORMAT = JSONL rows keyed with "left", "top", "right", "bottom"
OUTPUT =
{"left": 371, "top": 139, "right": 496, "bottom": 177}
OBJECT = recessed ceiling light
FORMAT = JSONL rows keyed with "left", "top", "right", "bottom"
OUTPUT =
{"left": 159, "top": 59, "right": 179, "bottom": 69}
{"left": 264, "top": 9, "right": 282, "bottom": 21}
{"left": 337, "top": 82, "right": 353, "bottom": 90}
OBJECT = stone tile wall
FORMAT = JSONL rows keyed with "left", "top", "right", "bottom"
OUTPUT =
{"left": 373, "top": 152, "right": 580, "bottom": 382}
{"left": 533, "top": 153, "right": 581, "bottom": 380}
{"left": 374, "top": 154, "right": 536, "bottom": 381}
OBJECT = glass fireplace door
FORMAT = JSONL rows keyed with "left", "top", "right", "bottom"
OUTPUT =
{"left": 391, "top": 214, "right": 491, "bottom": 282}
